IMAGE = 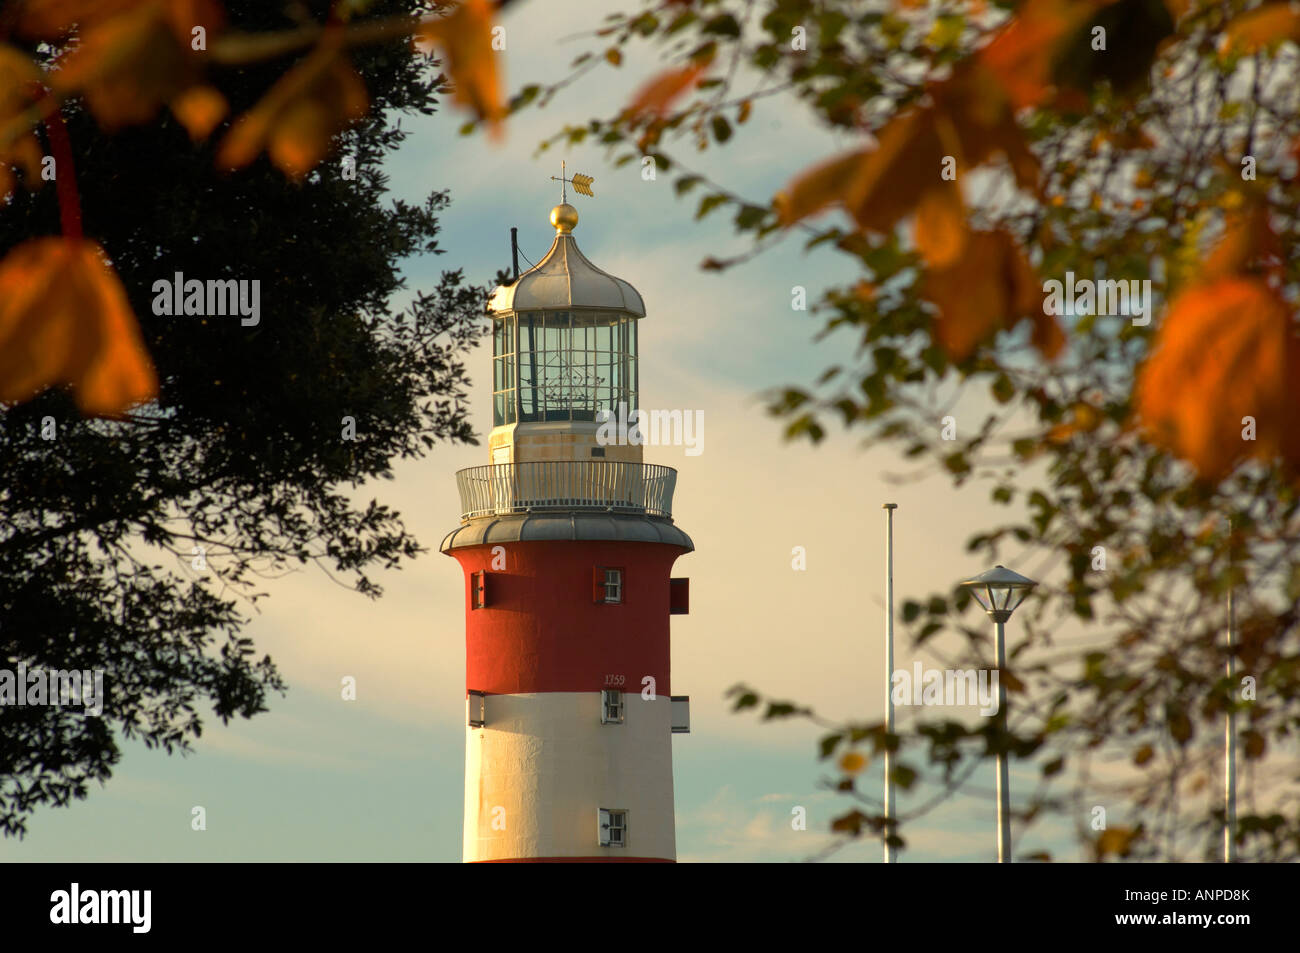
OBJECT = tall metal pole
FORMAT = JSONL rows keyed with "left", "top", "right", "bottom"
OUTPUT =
{"left": 883, "top": 503, "right": 897, "bottom": 863}
{"left": 1224, "top": 585, "right": 1237, "bottom": 862}
{"left": 994, "top": 619, "right": 1010, "bottom": 863}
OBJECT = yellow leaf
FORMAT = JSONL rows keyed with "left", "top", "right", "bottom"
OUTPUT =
{"left": 1095, "top": 826, "right": 1139, "bottom": 859}
{"left": 839, "top": 751, "right": 867, "bottom": 775}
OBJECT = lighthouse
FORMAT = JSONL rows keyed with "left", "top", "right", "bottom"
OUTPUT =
{"left": 441, "top": 192, "right": 693, "bottom": 862}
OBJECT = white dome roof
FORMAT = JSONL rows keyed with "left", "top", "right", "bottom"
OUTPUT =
{"left": 488, "top": 207, "right": 646, "bottom": 317}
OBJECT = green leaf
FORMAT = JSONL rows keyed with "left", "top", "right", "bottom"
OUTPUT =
{"left": 674, "top": 175, "right": 703, "bottom": 196}
{"left": 696, "top": 193, "right": 729, "bottom": 219}
{"left": 819, "top": 733, "right": 843, "bottom": 759}
{"left": 891, "top": 764, "right": 917, "bottom": 789}
{"left": 732, "top": 692, "right": 759, "bottom": 711}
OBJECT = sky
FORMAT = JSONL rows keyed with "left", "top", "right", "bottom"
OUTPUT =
{"left": 4, "top": 0, "right": 1092, "bottom": 863}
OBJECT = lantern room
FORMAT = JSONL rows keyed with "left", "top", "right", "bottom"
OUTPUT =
{"left": 485, "top": 203, "right": 645, "bottom": 465}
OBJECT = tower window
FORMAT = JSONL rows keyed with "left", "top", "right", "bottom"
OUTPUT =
{"left": 601, "top": 689, "right": 624, "bottom": 724}
{"left": 467, "top": 690, "right": 486, "bottom": 728}
{"left": 670, "top": 577, "right": 690, "bottom": 614}
{"left": 598, "top": 808, "right": 628, "bottom": 848}
{"left": 470, "top": 571, "right": 488, "bottom": 609}
{"left": 593, "top": 566, "right": 623, "bottom": 604}
{"left": 671, "top": 695, "right": 690, "bottom": 734}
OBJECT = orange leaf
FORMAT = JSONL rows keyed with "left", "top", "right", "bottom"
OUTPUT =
{"left": 18, "top": 0, "right": 146, "bottom": 37}
{"left": 774, "top": 147, "right": 871, "bottom": 226}
{"left": 170, "top": 84, "right": 227, "bottom": 141}
{"left": 1094, "top": 826, "right": 1140, "bottom": 860}
{"left": 1203, "top": 201, "right": 1280, "bottom": 280}
{"left": 0, "top": 46, "right": 46, "bottom": 201}
{"left": 923, "top": 230, "right": 1054, "bottom": 362}
{"left": 839, "top": 751, "right": 867, "bottom": 775}
{"left": 217, "top": 36, "right": 368, "bottom": 181}
{"left": 416, "top": 0, "right": 505, "bottom": 138}
{"left": 626, "top": 62, "right": 707, "bottom": 120}
{"left": 1135, "top": 278, "right": 1300, "bottom": 481}
{"left": 774, "top": 63, "right": 1037, "bottom": 233}
{"left": 0, "top": 238, "right": 157, "bottom": 416}
{"left": 979, "top": 0, "right": 1110, "bottom": 110}
{"left": 1221, "top": 4, "right": 1300, "bottom": 55}
{"left": 913, "top": 182, "right": 967, "bottom": 268}
{"left": 47, "top": 0, "right": 224, "bottom": 131}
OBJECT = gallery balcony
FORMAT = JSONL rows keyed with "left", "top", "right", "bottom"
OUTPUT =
{"left": 453, "top": 460, "right": 677, "bottom": 523}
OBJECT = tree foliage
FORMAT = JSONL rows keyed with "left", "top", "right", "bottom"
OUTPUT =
{"left": 0, "top": 0, "right": 492, "bottom": 836}
{"left": 512, "top": 0, "right": 1300, "bottom": 860}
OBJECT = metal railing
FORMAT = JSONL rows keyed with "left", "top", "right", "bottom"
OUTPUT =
{"left": 455, "top": 461, "right": 677, "bottom": 521}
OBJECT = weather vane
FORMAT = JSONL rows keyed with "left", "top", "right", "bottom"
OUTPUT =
{"left": 550, "top": 160, "right": 595, "bottom": 203}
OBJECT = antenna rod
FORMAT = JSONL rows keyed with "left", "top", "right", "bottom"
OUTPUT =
{"left": 510, "top": 226, "right": 519, "bottom": 280}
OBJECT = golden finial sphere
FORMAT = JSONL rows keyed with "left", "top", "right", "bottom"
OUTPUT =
{"left": 550, "top": 203, "right": 579, "bottom": 234}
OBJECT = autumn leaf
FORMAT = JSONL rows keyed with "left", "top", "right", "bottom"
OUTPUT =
{"left": 1136, "top": 278, "right": 1300, "bottom": 481}
{"left": 1243, "top": 729, "right": 1266, "bottom": 759}
{"left": 17, "top": 0, "right": 159, "bottom": 37}
{"left": 415, "top": 0, "right": 505, "bottom": 137}
{"left": 43, "top": 0, "right": 225, "bottom": 131}
{"left": 775, "top": 62, "right": 1037, "bottom": 238}
{"left": 1220, "top": 3, "right": 1300, "bottom": 55}
{"left": 217, "top": 34, "right": 368, "bottom": 180}
{"left": 0, "top": 46, "right": 45, "bottom": 202}
{"left": 913, "top": 181, "right": 967, "bottom": 267}
{"left": 839, "top": 751, "right": 867, "bottom": 775}
{"left": 626, "top": 62, "right": 708, "bottom": 119}
{"left": 1094, "top": 825, "right": 1140, "bottom": 860}
{"left": 170, "top": 84, "right": 228, "bottom": 141}
{"left": 0, "top": 238, "right": 157, "bottom": 417}
{"left": 1047, "top": 400, "right": 1103, "bottom": 442}
{"left": 979, "top": 0, "right": 1113, "bottom": 111}
{"left": 1202, "top": 200, "right": 1280, "bottom": 280}
{"left": 922, "top": 229, "right": 1060, "bottom": 362}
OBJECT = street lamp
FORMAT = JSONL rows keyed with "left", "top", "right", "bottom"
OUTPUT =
{"left": 959, "top": 564, "right": 1036, "bottom": 863}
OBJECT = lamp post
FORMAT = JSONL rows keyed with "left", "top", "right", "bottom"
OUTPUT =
{"left": 883, "top": 504, "right": 898, "bottom": 863}
{"left": 959, "top": 565, "right": 1037, "bottom": 864}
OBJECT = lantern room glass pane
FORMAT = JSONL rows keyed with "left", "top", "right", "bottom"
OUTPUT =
{"left": 514, "top": 310, "right": 638, "bottom": 423}
{"left": 492, "top": 314, "right": 517, "bottom": 427}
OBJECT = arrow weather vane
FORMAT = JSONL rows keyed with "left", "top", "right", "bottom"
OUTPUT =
{"left": 551, "top": 160, "right": 595, "bottom": 203}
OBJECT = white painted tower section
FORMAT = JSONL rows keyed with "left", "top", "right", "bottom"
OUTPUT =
{"left": 464, "top": 693, "right": 676, "bottom": 862}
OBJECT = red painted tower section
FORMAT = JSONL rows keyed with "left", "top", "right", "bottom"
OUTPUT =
{"left": 453, "top": 540, "right": 681, "bottom": 696}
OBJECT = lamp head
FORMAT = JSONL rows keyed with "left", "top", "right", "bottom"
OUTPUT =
{"left": 959, "top": 565, "right": 1037, "bottom": 623}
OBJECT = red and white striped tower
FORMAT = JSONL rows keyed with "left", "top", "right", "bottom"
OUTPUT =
{"left": 442, "top": 199, "right": 692, "bottom": 863}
